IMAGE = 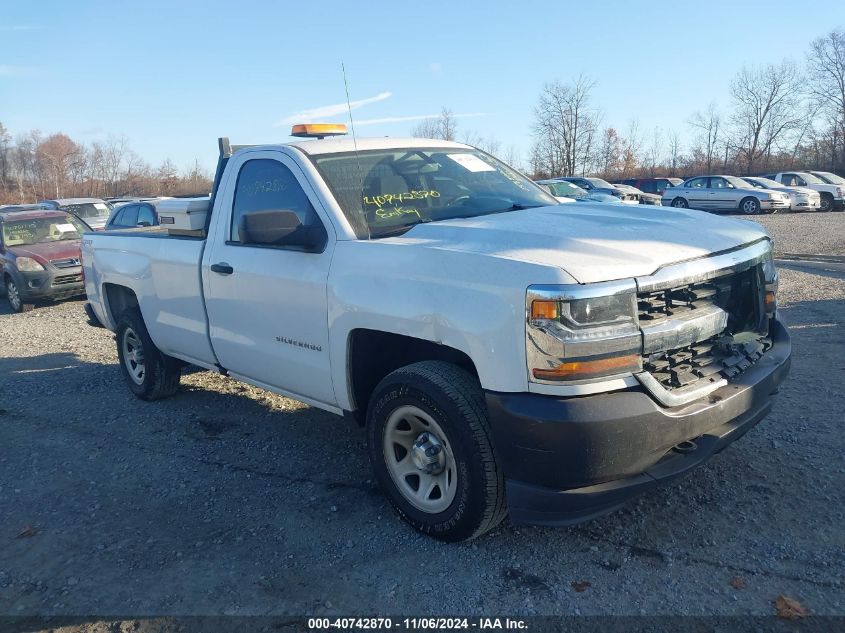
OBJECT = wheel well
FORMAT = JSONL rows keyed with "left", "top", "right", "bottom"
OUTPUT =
{"left": 347, "top": 329, "right": 478, "bottom": 424}
{"left": 103, "top": 284, "right": 139, "bottom": 324}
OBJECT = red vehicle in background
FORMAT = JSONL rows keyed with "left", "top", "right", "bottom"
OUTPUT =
{"left": 0, "top": 208, "right": 90, "bottom": 312}
{"left": 620, "top": 177, "right": 683, "bottom": 195}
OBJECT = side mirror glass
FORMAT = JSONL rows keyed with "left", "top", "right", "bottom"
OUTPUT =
{"left": 240, "top": 210, "right": 325, "bottom": 251}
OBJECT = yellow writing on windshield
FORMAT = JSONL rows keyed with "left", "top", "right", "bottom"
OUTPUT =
{"left": 374, "top": 206, "right": 421, "bottom": 221}
{"left": 363, "top": 190, "right": 440, "bottom": 208}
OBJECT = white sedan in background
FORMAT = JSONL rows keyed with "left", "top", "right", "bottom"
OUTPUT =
{"left": 741, "top": 176, "right": 820, "bottom": 212}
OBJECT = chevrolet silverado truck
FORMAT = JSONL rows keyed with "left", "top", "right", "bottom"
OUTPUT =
{"left": 765, "top": 171, "right": 844, "bottom": 212}
{"left": 82, "top": 124, "right": 791, "bottom": 541}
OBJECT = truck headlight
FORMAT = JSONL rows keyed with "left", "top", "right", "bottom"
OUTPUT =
{"left": 15, "top": 256, "right": 45, "bottom": 272}
{"left": 761, "top": 249, "right": 778, "bottom": 314}
{"left": 527, "top": 281, "right": 642, "bottom": 382}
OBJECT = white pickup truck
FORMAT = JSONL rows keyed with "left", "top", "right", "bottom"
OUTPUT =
{"left": 82, "top": 127, "right": 791, "bottom": 541}
{"left": 766, "top": 171, "right": 844, "bottom": 212}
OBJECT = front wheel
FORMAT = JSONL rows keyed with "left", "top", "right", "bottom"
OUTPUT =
{"left": 671, "top": 197, "right": 689, "bottom": 208}
{"left": 116, "top": 308, "right": 182, "bottom": 400}
{"left": 5, "top": 276, "right": 32, "bottom": 313}
{"left": 366, "top": 361, "right": 506, "bottom": 542}
{"left": 740, "top": 197, "right": 761, "bottom": 215}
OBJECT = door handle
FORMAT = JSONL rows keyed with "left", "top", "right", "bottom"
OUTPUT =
{"left": 210, "top": 262, "right": 234, "bottom": 275}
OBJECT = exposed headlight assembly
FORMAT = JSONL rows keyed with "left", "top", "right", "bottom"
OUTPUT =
{"left": 527, "top": 281, "right": 642, "bottom": 383}
{"left": 761, "top": 247, "right": 778, "bottom": 314}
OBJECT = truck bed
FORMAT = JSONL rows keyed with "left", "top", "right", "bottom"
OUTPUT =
{"left": 82, "top": 230, "right": 217, "bottom": 367}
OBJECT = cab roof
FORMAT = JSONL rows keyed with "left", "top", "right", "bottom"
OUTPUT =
{"left": 241, "top": 136, "right": 473, "bottom": 157}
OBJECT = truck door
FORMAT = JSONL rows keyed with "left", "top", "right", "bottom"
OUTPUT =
{"left": 202, "top": 150, "right": 337, "bottom": 407}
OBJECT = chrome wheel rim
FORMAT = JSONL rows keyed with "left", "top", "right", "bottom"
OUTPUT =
{"left": 672, "top": 199, "right": 686, "bottom": 208}
{"left": 820, "top": 198, "right": 831, "bottom": 211}
{"left": 383, "top": 405, "right": 457, "bottom": 513}
{"left": 122, "top": 327, "right": 146, "bottom": 385}
{"left": 7, "top": 280, "right": 20, "bottom": 311}
{"left": 742, "top": 199, "right": 758, "bottom": 214}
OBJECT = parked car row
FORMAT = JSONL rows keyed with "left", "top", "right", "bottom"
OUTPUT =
{"left": 661, "top": 171, "right": 844, "bottom": 214}
{"left": 537, "top": 170, "right": 843, "bottom": 215}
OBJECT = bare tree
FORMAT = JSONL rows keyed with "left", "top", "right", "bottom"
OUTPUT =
{"left": 531, "top": 75, "right": 601, "bottom": 176}
{"left": 689, "top": 103, "right": 722, "bottom": 172}
{"left": 729, "top": 60, "right": 803, "bottom": 173}
{"left": 411, "top": 107, "right": 458, "bottom": 141}
{"left": 667, "top": 129, "right": 682, "bottom": 176}
{"left": 647, "top": 127, "right": 663, "bottom": 176}
{"left": 806, "top": 29, "right": 845, "bottom": 169}
{"left": 461, "top": 130, "right": 501, "bottom": 155}
{"left": 596, "top": 127, "right": 622, "bottom": 178}
{"left": 620, "top": 119, "right": 642, "bottom": 178}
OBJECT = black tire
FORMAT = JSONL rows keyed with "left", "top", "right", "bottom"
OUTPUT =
{"left": 366, "top": 361, "right": 506, "bottom": 542}
{"left": 819, "top": 193, "right": 834, "bottom": 212}
{"left": 670, "top": 197, "right": 688, "bottom": 209}
{"left": 115, "top": 308, "right": 181, "bottom": 401}
{"left": 739, "top": 197, "right": 760, "bottom": 215}
{"left": 5, "top": 275, "right": 33, "bottom": 313}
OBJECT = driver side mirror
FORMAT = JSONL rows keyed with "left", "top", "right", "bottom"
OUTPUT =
{"left": 240, "top": 209, "right": 326, "bottom": 251}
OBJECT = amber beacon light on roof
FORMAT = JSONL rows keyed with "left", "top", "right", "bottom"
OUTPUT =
{"left": 290, "top": 123, "right": 348, "bottom": 139}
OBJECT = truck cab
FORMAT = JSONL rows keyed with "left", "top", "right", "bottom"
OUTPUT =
{"left": 82, "top": 126, "right": 791, "bottom": 541}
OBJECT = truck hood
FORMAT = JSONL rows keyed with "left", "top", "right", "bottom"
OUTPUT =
{"left": 397, "top": 203, "right": 768, "bottom": 284}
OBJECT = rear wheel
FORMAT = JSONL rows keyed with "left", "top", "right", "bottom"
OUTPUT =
{"left": 116, "top": 309, "right": 181, "bottom": 400}
{"left": 819, "top": 193, "right": 834, "bottom": 212}
{"left": 671, "top": 197, "right": 688, "bottom": 209}
{"left": 366, "top": 361, "right": 506, "bottom": 542}
{"left": 740, "top": 197, "right": 761, "bottom": 215}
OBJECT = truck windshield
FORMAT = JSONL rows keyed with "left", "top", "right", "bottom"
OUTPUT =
{"left": 311, "top": 148, "right": 557, "bottom": 238}
{"left": 2, "top": 214, "right": 89, "bottom": 246}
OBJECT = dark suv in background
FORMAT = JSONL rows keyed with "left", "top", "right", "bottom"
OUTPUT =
{"left": 1, "top": 208, "right": 90, "bottom": 312}
{"left": 620, "top": 178, "right": 683, "bottom": 195}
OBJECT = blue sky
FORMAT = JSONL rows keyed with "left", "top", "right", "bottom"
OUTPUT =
{"left": 1, "top": 0, "right": 840, "bottom": 172}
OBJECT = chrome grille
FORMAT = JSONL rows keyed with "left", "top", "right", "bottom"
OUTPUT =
{"left": 50, "top": 257, "right": 80, "bottom": 269}
{"left": 52, "top": 273, "right": 82, "bottom": 286}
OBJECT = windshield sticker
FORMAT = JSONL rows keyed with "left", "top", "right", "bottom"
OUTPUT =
{"left": 55, "top": 223, "right": 77, "bottom": 233}
{"left": 447, "top": 154, "right": 496, "bottom": 172}
{"left": 94, "top": 203, "right": 108, "bottom": 210}
{"left": 363, "top": 190, "right": 439, "bottom": 208}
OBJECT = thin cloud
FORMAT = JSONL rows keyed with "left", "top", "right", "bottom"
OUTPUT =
{"left": 0, "top": 65, "right": 33, "bottom": 77}
{"left": 355, "top": 112, "right": 488, "bottom": 127}
{"left": 275, "top": 91, "right": 392, "bottom": 126}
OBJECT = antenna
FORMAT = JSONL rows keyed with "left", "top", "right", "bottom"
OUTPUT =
{"left": 341, "top": 62, "right": 369, "bottom": 239}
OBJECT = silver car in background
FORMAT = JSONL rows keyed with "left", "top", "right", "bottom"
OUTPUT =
{"left": 612, "top": 183, "right": 662, "bottom": 205}
{"left": 38, "top": 197, "right": 112, "bottom": 230}
{"left": 661, "top": 175, "right": 790, "bottom": 214}
{"left": 742, "top": 176, "right": 820, "bottom": 212}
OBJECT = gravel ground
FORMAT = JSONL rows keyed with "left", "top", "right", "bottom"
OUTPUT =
{"left": 747, "top": 212, "right": 845, "bottom": 256}
{"left": 0, "top": 213, "right": 843, "bottom": 623}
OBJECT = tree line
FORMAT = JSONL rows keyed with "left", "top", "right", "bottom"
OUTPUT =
{"left": 415, "top": 29, "right": 845, "bottom": 181}
{"left": 0, "top": 127, "right": 212, "bottom": 205}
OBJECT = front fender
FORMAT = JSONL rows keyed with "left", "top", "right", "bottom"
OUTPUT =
{"left": 327, "top": 241, "right": 572, "bottom": 410}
